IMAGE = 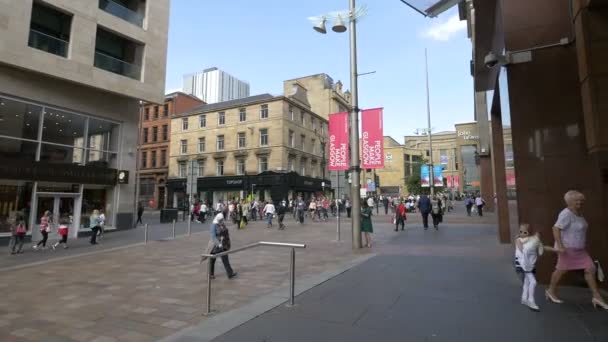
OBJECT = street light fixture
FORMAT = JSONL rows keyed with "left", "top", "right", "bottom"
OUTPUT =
{"left": 309, "top": 1, "right": 367, "bottom": 250}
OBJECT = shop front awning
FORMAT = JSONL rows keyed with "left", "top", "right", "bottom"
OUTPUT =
{"left": 399, "top": 0, "right": 464, "bottom": 17}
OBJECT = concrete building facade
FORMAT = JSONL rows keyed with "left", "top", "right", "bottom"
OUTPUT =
{"left": 183, "top": 67, "right": 250, "bottom": 104}
{"left": 166, "top": 85, "right": 330, "bottom": 208}
{"left": 0, "top": 0, "right": 170, "bottom": 237}
{"left": 138, "top": 92, "right": 204, "bottom": 209}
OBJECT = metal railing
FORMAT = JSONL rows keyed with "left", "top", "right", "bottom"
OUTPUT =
{"left": 99, "top": 0, "right": 144, "bottom": 27}
{"left": 28, "top": 29, "right": 68, "bottom": 57}
{"left": 200, "top": 241, "right": 307, "bottom": 315}
{"left": 94, "top": 51, "right": 141, "bottom": 80}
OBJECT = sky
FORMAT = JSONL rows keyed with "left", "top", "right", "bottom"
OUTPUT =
{"left": 165, "top": 0, "right": 474, "bottom": 142}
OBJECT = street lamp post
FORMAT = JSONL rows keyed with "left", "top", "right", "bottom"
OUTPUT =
{"left": 425, "top": 48, "right": 435, "bottom": 197}
{"left": 310, "top": 0, "right": 364, "bottom": 249}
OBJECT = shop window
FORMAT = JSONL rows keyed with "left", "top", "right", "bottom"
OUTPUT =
{"left": 81, "top": 188, "right": 108, "bottom": 229}
{"left": 0, "top": 98, "right": 42, "bottom": 141}
{"left": 0, "top": 137, "right": 38, "bottom": 162}
{"left": 40, "top": 143, "right": 85, "bottom": 164}
{"left": 42, "top": 109, "right": 86, "bottom": 147}
{"left": 0, "top": 182, "right": 33, "bottom": 233}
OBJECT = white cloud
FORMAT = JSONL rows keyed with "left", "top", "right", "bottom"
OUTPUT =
{"left": 421, "top": 14, "right": 467, "bottom": 41}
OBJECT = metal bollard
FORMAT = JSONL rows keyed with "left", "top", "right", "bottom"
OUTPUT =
{"left": 187, "top": 216, "right": 192, "bottom": 236}
{"left": 204, "top": 257, "right": 212, "bottom": 315}
{"left": 172, "top": 219, "right": 176, "bottom": 239}
{"left": 287, "top": 248, "right": 296, "bottom": 306}
{"left": 144, "top": 223, "right": 148, "bottom": 244}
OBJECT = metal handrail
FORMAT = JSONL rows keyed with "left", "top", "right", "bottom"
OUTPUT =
{"left": 200, "top": 241, "right": 307, "bottom": 315}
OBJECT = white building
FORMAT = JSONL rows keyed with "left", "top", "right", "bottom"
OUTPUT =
{"left": 183, "top": 67, "right": 250, "bottom": 104}
{"left": 0, "top": 0, "right": 170, "bottom": 238}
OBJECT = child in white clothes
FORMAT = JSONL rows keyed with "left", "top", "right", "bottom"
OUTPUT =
{"left": 514, "top": 224, "right": 553, "bottom": 311}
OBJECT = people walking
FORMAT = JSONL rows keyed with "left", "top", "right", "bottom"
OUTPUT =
{"left": 98, "top": 210, "right": 106, "bottom": 238}
{"left": 361, "top": 202, "right": 374, "bottom": 248}
{"left": 465, "top": 196, "right": 474, "bottom": 216}
{"left": 395, "top": 201, "right": 406, "bottom": 231}
{"left": 382, "top": 196, "right": 388, "bottom": 215}
{"left": 9, "top": 212, "right": 27, "bottom": 254}
{"left": 475, "top": 195, "right": 486, "bottom": 217}
{"left": 277, "top": 201, "right": 287, "bottom": 230}
{"left": 136, "top": 202, "right": 144, "bottom": 225}
{"left": 33, "top": 210, "right": 52, "bottom": 250}
{"left": 296, "top": 198, "right": 306, "bottom": 224}
{"left": 514, "top": 224, "right": 545, "bottom": 311}
{"left": 89, "top": 210, "right": 101, "bottom": 245}
{"left": 52, "top": 215, "right": 70, "bottom": 250}
{"left": 345, "top": 199, "right": 352, "bottom": 218}
{"left": 417, "top": 194, "right": 431, "bottom": 229}
{"left": 545, "top": 190, "right": 608, "bottom": 310}
{"left": 263, "top": 201, "right": 276, "bottom": 228}
{"left": 430, "top": 195, "right": 443, "bottom": 230}
{"left": 207, "top": 211, "right": 237, "bottom": 279}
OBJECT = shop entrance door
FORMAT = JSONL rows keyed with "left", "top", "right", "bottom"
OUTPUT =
{"left": 35, "top": 194, "right": 78, "bottom": 239}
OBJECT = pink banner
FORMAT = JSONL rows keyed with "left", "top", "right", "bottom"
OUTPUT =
{"left": 328, "top": 112, "right": 350, "bottom": 171}
{"left": 447, "top": 176, "right": 453, "bottom": 189}
{"left": 454, "top": 175, "right": 460, "bottom": 189}
{"left": 361, "top": 108, "right": 384, "bottom": 169}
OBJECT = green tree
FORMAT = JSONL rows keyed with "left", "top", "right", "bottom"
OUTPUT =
{"left": 405, "top": 159, "right": 429, "bottom": 195}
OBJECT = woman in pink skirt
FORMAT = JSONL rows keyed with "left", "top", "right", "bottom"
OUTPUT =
{"left": 545, "top": 190, "right": 608, "bottom": 310}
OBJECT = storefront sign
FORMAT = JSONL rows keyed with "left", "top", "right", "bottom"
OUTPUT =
{"left": 328, "top": 112, "right": 350, "bottom": 171}
{"left": 0, "top": 159, "right": 117, "bottom": 185}
{"left": 117, "top": 170, "right": 129, "bottom": 184}
{"left": 421, "top": 165, "right": 430, "bottom": 187}
{"left": 226, "top": 179, "right": 243, "bottom": 185}
{"left": 453, "top": 175, "right": 460, "bottom": 188}
{"left": 361, "top": 108, "right": 384, "bottom": 169}
{"left": 433, "top": 165, "right": 444, "bottom": 187}
{"left": 457, "top": 130, "right": 479, "bottom": 141}
{"left": 447, "top": 175, "right": 453, "bottom": 188}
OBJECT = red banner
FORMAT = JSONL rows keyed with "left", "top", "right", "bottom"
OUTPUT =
{"left": 447, "top": 175, "right": 453, "bottom": 188}
{"left": 454, "top": 175, "right": 460, "bottom": 188}
{"left": 328, "top": 112, "right": 350, "bottom": 171}
{"left": 361, "top": 108, "right": 384, "bottom": 169}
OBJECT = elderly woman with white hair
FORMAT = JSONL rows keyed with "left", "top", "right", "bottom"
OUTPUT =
{"left": 545, "top": 190, "right": 608, "bottom": 310}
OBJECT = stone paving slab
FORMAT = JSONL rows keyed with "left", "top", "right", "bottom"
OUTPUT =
{"left": 0, "top": 213, "right": 407, "bottom": 342}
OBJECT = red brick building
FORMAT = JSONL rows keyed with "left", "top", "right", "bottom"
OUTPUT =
{"left": 138, "top": 92, "right": 204, "bottom": 208}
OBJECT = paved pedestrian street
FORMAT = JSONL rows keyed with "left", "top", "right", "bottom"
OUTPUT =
{"left": 0, "top": 213, "right": 384, "bottom": 342}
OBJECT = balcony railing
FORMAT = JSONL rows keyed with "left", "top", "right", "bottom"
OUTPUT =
{"left": 28, "top": 29, "right": 68, "bottom": 57}
{"left": 94, "top": 51, "right": 141, "bottom": 80}
{"left": 99, "top": 0, "right": 144, "bottom": 27}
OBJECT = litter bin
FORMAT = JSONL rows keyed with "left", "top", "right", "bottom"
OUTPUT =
{"left": 160, "top": 208, "right": 178, "bottom": 223}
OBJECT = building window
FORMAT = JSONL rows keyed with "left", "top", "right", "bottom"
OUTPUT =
{"left": 152, "top": 126, "right": 158, "bottom": 142}
{"left": 238, "top": 132, "right": 246, "bottom": 148}
{"left": 154, "top": 106, "right": 159, "bottom": 119}
{"left": 162, "top": 124, "right": 168, "bottom": 141}
{"left": 311, "top": 118, "right": 316, "bottom": 131}
{"left": 454, "top": 148, "right": 459, "bottom": 170}
{"left": 94, "top": 27, "right": 143, "bottom": 80}
{"left": 28, "top": 1, "right": 72, "bottom": 58}
{"left": 151, "top": 150, "right": 157, "bottom": 168}
{"left": 311, "top": 139, "right": 316, "bottom": 154}
{"left": 300, "top": 159, "right": 306, "bottom": 176}
{"left": 260, "top": 129, "right": 269, "bottom": 146}
{"left": 182, "top": 118, "right": 189, "bottom": 131}
{"left": 98, "top": 0, "right": 145, "bottom": 27}
{"left": 198, "top": 160, "right": 205, "bottom": 177}
{"left": 301, "top": 112, "right": 305, "bottom": 126}
{"left": 180, "top": 139, "right": 187, "bottom": 154}
{"left": 218, "top": 112, "right": 225, "bottom": 125}
{"left": 440, "top": 149, "right": 448, "bottom": 166}
{"left": 239, "top": 108, "right": 246, "bottom": 122}
{"left": 260, "top": 104, "right": 269, "bottom": 119}
{"left": 289, "top": 106, "right": 294, "bottom": 120}
{"left": 301, "top": 135, "right": 306, "bottom": 151}
{"left": 198, "top": 137, "right": 206, "bottom": 152}
{"left": 143, "top": 127, "right": 148, "bottom": 143}
{"left": 311, "top": 162, "right": 317, "bottom": 178}
{"left": 178, "top": 161, "right": 187, "bottom": 178}
{"left": 161, "top": 149, "right": 167, "bottom": 166}
{"left": 163, "top": 104, "right": 169, "bottom": 117}
{"left": 216, "top": 160, "right": 224, "bottom": 176}
{"left": 288, "top": 157, "right": 295, "bottom": 171}
{"left": 199, "top": 114, "right": 206, "bottom": 128}
{"left": 141, "top": 151, "right": 147, "bottom": 168}
{"left": 144, "top": 108, "right": 149, "bottom": 120}
{"left": 236, "top": 159, "right": 246, "bottom": 175}
{"left": 258, "top": 157, "right": 268, "bottom": 172}
{"left": 289, "top": 130, "right": 295, "bottom": 147}
{"left": 217, "top": 135, "right": 225, "bottom": 151}
{"left": 320, "top": 123, "right": 325, "bottom": 135}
